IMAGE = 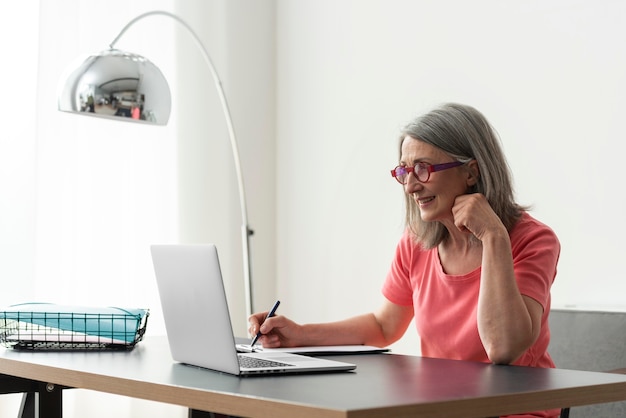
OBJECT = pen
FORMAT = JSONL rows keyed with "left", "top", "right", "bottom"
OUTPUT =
{"left": 250, "top": 300, "right": 280, "bottom": 347}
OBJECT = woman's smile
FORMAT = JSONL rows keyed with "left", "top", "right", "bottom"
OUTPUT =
{"left": 416, "top": 195, "right": 436, "bottom": 207}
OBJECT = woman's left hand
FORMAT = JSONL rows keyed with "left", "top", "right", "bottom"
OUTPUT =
{"left": 451, "top": 193, "right": 506, "bottom": 241}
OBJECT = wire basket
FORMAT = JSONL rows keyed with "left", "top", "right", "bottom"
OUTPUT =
{"left": 0, "top": 303, "right": 149, "bottom": 351}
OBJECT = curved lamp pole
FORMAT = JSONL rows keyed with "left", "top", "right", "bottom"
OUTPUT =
{"left": 58, "top": 11, "right": 255, "bottom": 319}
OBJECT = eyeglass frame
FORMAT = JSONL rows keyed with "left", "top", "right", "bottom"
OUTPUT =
{"left": 390, "top": 161, "right": 464, "bottom": 184}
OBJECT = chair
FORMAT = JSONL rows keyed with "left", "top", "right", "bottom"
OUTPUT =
{"left": 548, "top": 309, "right": 626, "bottom": 417}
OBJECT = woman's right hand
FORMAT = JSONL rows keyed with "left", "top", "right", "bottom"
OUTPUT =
{"left": 248, "top": 312, "right": 303, "bottom": 348}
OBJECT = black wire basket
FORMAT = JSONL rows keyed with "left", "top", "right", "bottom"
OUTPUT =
{"left": 0, "top": 303, "right": 149, "bottom": 351}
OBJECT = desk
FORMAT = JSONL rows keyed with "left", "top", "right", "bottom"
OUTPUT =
{"left": 1, "top": 336, "right": 626, "bottom": 418}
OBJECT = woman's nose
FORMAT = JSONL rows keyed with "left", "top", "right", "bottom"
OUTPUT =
{"left": 404, "top": 175, "right": 423, "bottom": 194}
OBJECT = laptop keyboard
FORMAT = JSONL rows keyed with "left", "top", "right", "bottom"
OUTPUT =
{"left": 238, "top": 355, "right": 295, "bottom": 369}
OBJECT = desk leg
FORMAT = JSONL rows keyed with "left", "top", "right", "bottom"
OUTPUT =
{"left": 39, "top": 383, "right": 62, "bottom": 418}
{"left": 19, "top": 393, "right": 35, "bottom": 418}
{"left": 18, "top": 383, "right": 63, "bottom": 418}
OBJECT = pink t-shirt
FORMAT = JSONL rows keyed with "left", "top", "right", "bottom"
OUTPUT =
{"left": 383, "top": 212, "right": 560, "bottom": 367}
{"left": 382, "top": 213, "right": 561, "bottom": 417}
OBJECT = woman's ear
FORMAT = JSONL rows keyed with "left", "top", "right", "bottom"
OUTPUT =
{"left": 466, "top": 160, "right": 480, "bottom": 187}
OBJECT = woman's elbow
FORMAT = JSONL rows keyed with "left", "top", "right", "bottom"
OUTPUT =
{"left": 484, "top": 341, "right": 528, "bottom": 365}
{"left": 482, "top": 326, "right": 540, "bottom": 364}
{"left": 486, "top": 350, "right": 519, "bottom": 365}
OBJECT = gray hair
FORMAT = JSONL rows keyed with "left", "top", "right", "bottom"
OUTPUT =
{"left": 399, "top": 103, "right": 525, "bottom": 248}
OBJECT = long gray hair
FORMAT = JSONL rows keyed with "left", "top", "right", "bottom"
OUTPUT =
{"left": 400, "top": 103, "right": 525, "bottom": 248}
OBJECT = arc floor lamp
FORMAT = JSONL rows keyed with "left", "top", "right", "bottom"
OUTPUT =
{"left": 58, "top": 10, "right": 255, "bottom": 318}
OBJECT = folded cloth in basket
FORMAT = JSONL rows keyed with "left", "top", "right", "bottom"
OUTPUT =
{"left": 1, "top": 303, "right": 148, "bottom": 344}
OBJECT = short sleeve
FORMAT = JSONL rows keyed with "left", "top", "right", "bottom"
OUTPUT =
{"left": 382, "top": 230, "right": 417, "bottom": 307}
{"left": 510, "top": 214, "right": 561, "bottom": 310}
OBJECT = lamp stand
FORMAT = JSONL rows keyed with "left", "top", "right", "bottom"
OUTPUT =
{"left": 111, "top": 11, "right": 255, "bottom": 319}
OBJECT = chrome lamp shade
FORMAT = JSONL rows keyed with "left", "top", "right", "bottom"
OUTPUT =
{"left": 59, "top": 49, "right": 171, "bottom": 125}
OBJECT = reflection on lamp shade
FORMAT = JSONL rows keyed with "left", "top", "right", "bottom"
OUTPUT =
{"left": 58, "top": 49, "right": 171, "bottom": 125}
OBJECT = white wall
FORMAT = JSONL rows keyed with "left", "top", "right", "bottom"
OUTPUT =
{"left": 275, "top": 0, "right": 626, "bottom": 355}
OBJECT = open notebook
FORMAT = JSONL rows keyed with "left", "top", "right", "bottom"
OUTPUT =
{"left": 151, "top": 244, "right": 356, "bottom": 376}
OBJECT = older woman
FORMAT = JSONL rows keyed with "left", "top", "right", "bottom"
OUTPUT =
{"left": 250, "top": 103, "right": 561, "bottom": 418}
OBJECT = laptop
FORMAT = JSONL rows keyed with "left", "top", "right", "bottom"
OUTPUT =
{"left": 150, "top": 244, "right": 356, "bottom": 376}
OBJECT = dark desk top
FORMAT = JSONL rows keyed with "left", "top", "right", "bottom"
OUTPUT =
{"left": 1, "top": 336, "right": 626, "bottom": 418}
